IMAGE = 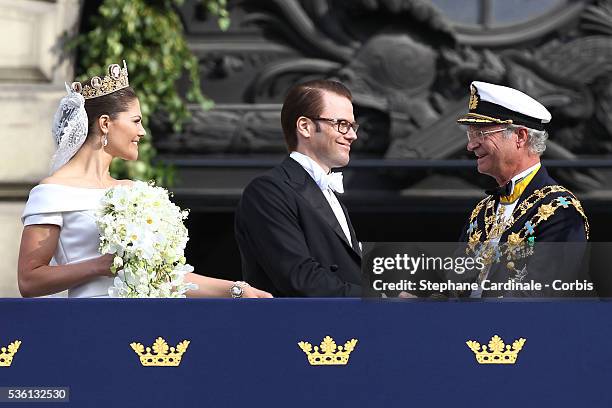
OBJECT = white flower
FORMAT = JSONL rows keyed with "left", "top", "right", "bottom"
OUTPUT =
{"left": 113, "top": 256, "right": 123, "bottom": 269}
{"left": 159, "top": 281, "right": 172, "bottom": 293}
{"left": 98, "top": 181, "right": 198, "bottom": 298}
{"left": 108, "top": 276, "right": 128, "bottom": 297}
{"left": 136, "top": 283, "right": 150, "bottom": 296}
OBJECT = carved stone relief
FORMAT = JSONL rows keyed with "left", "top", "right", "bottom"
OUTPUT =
{"left": 159, "top": 0, "right": 612, "bottom": 192}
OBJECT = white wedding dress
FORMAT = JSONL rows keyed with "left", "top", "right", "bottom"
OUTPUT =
{"left": 22, "top": 184, "right": 113, "bottom": 297}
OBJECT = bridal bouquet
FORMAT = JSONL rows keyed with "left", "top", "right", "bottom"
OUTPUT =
{"left": 96, "top": 181, "right": 197, "bottom": 298}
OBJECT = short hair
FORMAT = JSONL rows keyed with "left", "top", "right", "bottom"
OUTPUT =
{"left": 504, "top": 124, "right": 548, "bottom": 156}
{"left": 84, "top": 86, "right": 138, "bottom": 137}
{"left": 280, "top": 79, "right": 352, "bottom": 151}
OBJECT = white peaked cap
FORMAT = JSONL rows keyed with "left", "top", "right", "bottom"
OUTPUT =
{"left": 457, "top": 81, "right": 552, "bottom": 130}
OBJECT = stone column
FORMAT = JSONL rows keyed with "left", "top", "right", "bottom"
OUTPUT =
{"left": 0, "top": 0, "right": 80, "bottom": 296}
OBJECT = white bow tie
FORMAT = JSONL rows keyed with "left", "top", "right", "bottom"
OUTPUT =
{"left": 322, "top": 172, "right": 344, "bottom": 194}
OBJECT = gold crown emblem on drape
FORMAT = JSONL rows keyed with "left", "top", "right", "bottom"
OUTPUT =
{"left": 0, "top": 340, "right": 21, "bottom": 367}
{"left": 298, "top": 336, "right": 358, "bottom": 366}
{"left": 466, "top": 335, "right": 526, "bottom": 364}
{"left": 71, "top": 60, "right": 129, "bottom": 99}
{"left": 130, "top": 337, "right": 190, "bottom": 367}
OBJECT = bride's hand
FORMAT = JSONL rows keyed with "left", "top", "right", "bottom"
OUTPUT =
{"left": 95, "top": 254, "right": 115, "bottom": 277}
{"left": 242, "top": 286, "right": 273, "bottom": 298}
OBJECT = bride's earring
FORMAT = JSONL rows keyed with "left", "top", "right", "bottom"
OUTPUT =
{"left": 102, "top": 133, "right": 108, "bottom": 147}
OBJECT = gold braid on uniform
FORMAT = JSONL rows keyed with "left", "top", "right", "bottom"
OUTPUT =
{"left": 466, "top": 185, "right": 589, "bottom": 256}
{"left": 506, "top": 187, "right": 590, "bottom": 243}
{"left": 483, "top": 199, "right": 497, "bottom": 237}
{"left": 469, "top": 196, "right": 491, "bottom": 223}
{"left": 466, "top": 197, "right": 492, "bottom": 251}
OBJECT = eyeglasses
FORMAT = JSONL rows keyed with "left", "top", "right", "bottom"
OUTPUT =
{"left": 466, "top": 127, "right": 507, "bottom": 142}
{"left": 306, "top": 117, "right": 359, "bottom": 135}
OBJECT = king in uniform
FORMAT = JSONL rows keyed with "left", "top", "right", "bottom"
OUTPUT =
{"left": 455, "top": 81, "right": 593, "bottom": 298}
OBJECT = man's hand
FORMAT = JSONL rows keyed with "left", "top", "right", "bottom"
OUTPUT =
{"left": 243, "top": 286, "right": 273, "bottom": 298}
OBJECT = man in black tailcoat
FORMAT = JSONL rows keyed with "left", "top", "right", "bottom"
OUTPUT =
{"left": 235, "top": 80, "right": 361, "bottom": 297}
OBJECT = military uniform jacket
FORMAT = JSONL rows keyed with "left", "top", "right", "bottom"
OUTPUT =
{"left": 458, "top": 166, "right": 592, "bottom": 297}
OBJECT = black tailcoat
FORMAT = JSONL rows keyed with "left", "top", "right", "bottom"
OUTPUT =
{"left": 235, "top": 157, "right": 361, "bottom": 297}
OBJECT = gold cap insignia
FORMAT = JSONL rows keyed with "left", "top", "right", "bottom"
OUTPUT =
{"left": 0, "top": 340, "right": 21, "bottom": 367}
{"left": 469, "top": 84, "right": 479, "bottom": 110}
{"left": 131, "top": 337, "right": 190, "bottom": 367}
{"left": 466, "top": 335, "right": 526, "bottom": 364}
{"left": 298, "top": 336, "right": 357, "bottom": 366}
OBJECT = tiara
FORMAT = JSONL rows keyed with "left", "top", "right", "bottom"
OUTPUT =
{"left": 71, "top": 60, "right": 129, "bottom": 100}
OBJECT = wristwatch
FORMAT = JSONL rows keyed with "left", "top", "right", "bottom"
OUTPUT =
{"left": 230, "top": 281, "right": 250, "bottom": 298}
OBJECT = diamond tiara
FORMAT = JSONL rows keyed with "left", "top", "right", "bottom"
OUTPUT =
{"left": 71, "top": 60, "right": 129, "bottom": 100}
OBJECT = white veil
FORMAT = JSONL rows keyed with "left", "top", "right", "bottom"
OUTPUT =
{"left": 50, "top": 83, "right": 89, "bottom": 174}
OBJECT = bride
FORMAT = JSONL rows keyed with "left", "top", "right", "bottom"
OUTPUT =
{"left": 17, "top": 61, "right": 272, "bottom": 298}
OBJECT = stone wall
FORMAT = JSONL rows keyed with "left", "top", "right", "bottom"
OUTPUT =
{"left": 0, "top": 0, "right": 80, "bottom": 296}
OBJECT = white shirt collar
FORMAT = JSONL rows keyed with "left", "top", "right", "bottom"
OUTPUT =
{"left": 289, "top": 151, "right": 330, "bottom": 190}
{"left": 511, "top": 162, "right": 541, "bottom": 184}
{"left": 507, "top": 162, "right": 541, "bottom": 195}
